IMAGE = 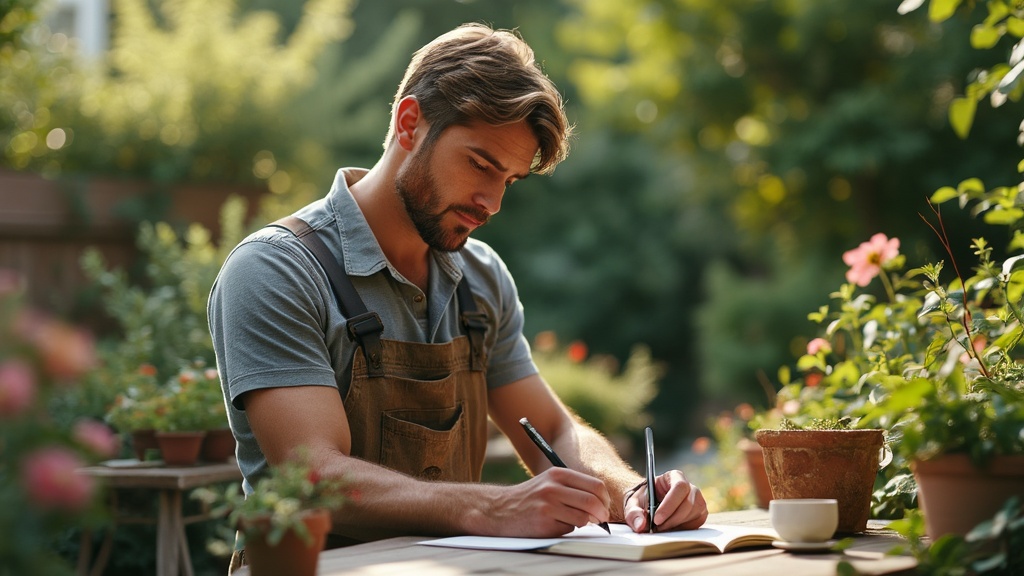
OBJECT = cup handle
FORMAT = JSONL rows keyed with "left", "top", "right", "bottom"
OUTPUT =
{"left": 878, "top": 444, "right": 893, "bottom": 468}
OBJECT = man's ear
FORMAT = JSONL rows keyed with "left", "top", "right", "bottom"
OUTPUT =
{"left": 393, "top": 96, "right": 423, "bottom": 152}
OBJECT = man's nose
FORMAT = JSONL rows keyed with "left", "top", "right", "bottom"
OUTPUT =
{"left": 474, "top": 184, "right": 504, "bottom": 216}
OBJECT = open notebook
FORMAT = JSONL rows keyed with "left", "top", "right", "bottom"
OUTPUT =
{"left": 420, "top": 523, "right": 779, "bottom": 561}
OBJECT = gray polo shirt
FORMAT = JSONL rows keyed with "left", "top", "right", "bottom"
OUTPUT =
{"left": 208, "top": 168, "right": 538, "bottom": 489}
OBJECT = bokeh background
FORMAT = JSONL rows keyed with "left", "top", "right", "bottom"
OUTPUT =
{"left": 2, "top": 0, "right": 1021, "bottom": 572}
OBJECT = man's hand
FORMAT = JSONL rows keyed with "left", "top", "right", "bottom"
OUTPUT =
{"left": 475, "top": 467, "right": 612, "bottom": 538}
{"left": 623, "top": 469, "right": 708, "bottom": 533}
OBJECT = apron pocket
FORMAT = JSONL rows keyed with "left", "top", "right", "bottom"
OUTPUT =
{"left": 380, "top": 403, "right": 469, "bottom": 481}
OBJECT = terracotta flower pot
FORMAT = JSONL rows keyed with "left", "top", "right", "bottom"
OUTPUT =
{"left": 154, "top": 431, "right": 206, "bottom": 466}
{"left": 242, "top": 509, "right": 331, "bottom": 576}
{"left": 738, "top": 437, "right": 773, "bottom": 509}
{"left": 912, "top": 453, "right": 1024, "bottom": 539}
{"left": 130, "top": 429, "right": 160, "bottom": 461}
{"left": 200, "top": 427, "right": 236, "bottom": 462}
{"left": 755, "top": 428, "right": 885, "bottom": 533}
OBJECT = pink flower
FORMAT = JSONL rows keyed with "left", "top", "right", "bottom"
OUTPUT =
{"left": 0, "top": 360, "right": 37, "bottom": 416}
{"left": 73, "top": 419, "right": 119, "bottom": 458}
{"left": 0, "top": 268, "right": 25, "bottom": 295}
{"left": 21, "top": 447, "right": 95, "bottom": 511}
{"left": 204, "top": 368, "right": 219, "bottom": 381}
{"left": 807, "top": 338, "right": 832, "bottom": 356}
{"left": 14, "top": 311, "right": 97, "bottom": 381}
{"left": 842, "top": 233, "right": 900, "bottom": 287}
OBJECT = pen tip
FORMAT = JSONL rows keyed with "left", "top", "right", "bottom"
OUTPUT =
{"left": 519, "top": 417, "right": 529, "bottom": 425}
{"left": 599, "top": 522, "right": 610, "bottom": 534}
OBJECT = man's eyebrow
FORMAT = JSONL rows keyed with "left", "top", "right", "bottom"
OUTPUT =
{"left": 468, "top": 146, "right": 531, "bottom": 180}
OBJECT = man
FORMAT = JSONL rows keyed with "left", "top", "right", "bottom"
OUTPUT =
{"left": 208, "top": 23, "right": 707, "bottom": 548}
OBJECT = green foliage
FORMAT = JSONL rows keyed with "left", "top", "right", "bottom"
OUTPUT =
{"left": 77, "top": 197, "right": 248, "bottom": 443}
{"left": 2, "top": 0, "right": 354, "bottom": 191}
{"left": 0, "top": 0, "right": 39, "bottom": 47}
{"left": 531, "top": 333, "right": 660, "bottom": 437}
{"left": 884, "top": 498, "right": 1024, "bottom": 576}
{"left": 556, "top": 0, "right": 1021, "bottom": 419}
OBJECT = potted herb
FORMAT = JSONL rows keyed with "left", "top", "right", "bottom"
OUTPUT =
{"left": 176, "top": 362, "right": 235, "bottom": 462}
{"left": 152, "top": 373, "right": 215, "bottom": 466}
{"left": 778, "top": 222, "right": 1024, "bottom": 539}
{"left": 105, "top": 364, "right": 164, "bottom": 460}
{"left": 755, "top": 418, "right": 886, "bottom": 534}
{"left": 194, "top": 450, "right": 351, "bottom": 576}
{"left": 856, "top": 226, "right": 1024, "bottom": 538}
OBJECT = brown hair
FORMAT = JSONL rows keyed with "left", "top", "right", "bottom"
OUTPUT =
{"left": 386, "top": 23, "right": 572, "bottom": 174}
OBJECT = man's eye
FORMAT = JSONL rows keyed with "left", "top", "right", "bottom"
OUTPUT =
{"left": 470, "top": 158, "right": 488, "bottom": 172}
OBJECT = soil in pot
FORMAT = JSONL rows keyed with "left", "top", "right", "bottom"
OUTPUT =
{"left": 755, "top": 428, "right": 885, "bottom": 533}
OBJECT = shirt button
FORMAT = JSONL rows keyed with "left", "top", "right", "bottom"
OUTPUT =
{"left": 421, "top": 466, "right": 442, "bottom": 480}
{"left": 413, "top": 294, "right": 424, "bottom": 303}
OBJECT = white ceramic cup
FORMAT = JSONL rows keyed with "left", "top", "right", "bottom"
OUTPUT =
{"left": 768, "top": 498, "right": 839, "bottom": 543}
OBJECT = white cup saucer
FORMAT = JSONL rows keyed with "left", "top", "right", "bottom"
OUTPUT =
{"left": 772, "top": 539, "right": 836, "bottom": 553}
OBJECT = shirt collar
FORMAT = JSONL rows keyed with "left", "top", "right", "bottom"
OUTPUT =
{"left": 326, "top": 168, "right": 465, "bottom": 283}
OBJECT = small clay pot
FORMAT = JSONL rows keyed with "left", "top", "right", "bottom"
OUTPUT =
{"left": 154, "top": 431, "right": 206, "bottom": 466}
{"left": 755, "top": 428, "right": 885, "bottom": 533}
{"left": 200, "top": 427, "right": 236, "bottom": 462}
{"left": 242, "top": 509, "right": 331, "bottom": 576}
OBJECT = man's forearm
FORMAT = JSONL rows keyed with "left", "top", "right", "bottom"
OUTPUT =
{"left": 315, "top": 447, "right": 496, "bottom": 537}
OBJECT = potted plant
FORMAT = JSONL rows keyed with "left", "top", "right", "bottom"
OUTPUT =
{"left": 855, "top": 225, "right": 1024, "bottom": 538}
{"left": 755, "top": 418, "right": 886, "bottom": 534}
{"left": 175, "top": 362, "right": 235, "bottom": 462}
{"left": 152, "top": 373, "right": 214, "bottom": 466}
{"left": 193, "top": 450, "right": 351, "bottom": 576}
{"left": 777, "top": 222, "right": 1024, "bottom": 539}
{"left": 105, "top": 364, "right": 164, "bottom": 460}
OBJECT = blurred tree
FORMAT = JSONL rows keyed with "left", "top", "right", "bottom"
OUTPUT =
{"left": 0, "top": 0, "right": 39, "bottom": 47}
{"left": 554, "top": 0, "right": 1022, "bottom": 424}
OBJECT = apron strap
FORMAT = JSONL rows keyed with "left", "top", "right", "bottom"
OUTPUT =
{"left": 456, "top": 278, "right": 487, "bottom": 372}
{"left": 272, "top": 215, "right": 386, "bottom": 377}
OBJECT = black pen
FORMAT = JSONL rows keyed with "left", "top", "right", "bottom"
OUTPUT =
{"left": 645, "top": 426, "right": 658, "bottom": 533}
{"left": 519, "top": 417, "right": 611, "bottom": 534}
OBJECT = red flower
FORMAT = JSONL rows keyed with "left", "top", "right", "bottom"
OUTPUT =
{"left": 567, "top": 341, "right": 588, "bottom": 363}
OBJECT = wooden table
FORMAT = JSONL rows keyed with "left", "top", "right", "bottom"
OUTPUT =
{"left": 235, "top": 509, "right": 917, "bottom": 575}
{"left": 77, "top": 461, "right": 242, "bottom": 576}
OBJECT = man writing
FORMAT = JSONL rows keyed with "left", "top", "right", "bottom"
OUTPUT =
{"left": 208, "top": 23, "right": 707, "bottom": 552}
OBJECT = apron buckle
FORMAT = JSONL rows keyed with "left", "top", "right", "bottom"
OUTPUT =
{"left": 347, "top": 312, "right": 384, "bottom": 341}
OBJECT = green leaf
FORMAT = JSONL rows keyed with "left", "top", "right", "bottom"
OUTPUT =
{"left": 1008, "top": 17, "right": 1024, "bottom": 38}
{"left": 796, "top": 354, "right": 826, "bottom": 372}
{"left": 930, "top": 186, "right": 959, "bottom": 204}
{"left": 1017, "top": 159, "right": 1024, "bottom": 173}
{"left": 948, "top": 96, "right": 976, "bottom": 138}
{"left": 929, "top": 0, "right": 962, "bottom": 22}
{"left": 983, "top": 207, "right": 1024, "bottom": 225}
{"left": 957, "top": 177, "right": 985, "bottom": 195}
{"left": 971, "top": 24, "right": 1003, "bottom": 49}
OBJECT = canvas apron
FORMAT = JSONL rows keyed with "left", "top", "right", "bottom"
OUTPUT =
{"left": 228, "top": 217, "right": 489, "bottom": 573}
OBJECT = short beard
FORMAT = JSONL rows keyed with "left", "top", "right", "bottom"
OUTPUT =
{"left": 395, "top": 144, "right": 486, "bottom": 252}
